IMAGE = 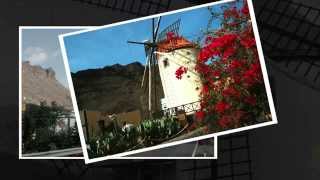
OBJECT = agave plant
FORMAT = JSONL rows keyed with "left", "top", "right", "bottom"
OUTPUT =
{"left": 88, "top": 116, "right": 183, "bottom": 158}
{"left": 139, "top": 117, "right": 181, "bottom": 144}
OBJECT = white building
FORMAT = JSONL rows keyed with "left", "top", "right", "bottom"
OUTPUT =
{"left": 156, "top": 37, "right": 202, "bottom": 115}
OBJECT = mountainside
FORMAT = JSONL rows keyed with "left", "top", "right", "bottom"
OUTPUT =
{"left": 72, "top": 62, "right": 164, "bottom": 117}
{"left": 22, "top": 61, "right": 72, "bottom": 110}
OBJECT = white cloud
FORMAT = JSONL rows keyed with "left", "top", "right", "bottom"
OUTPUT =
{"left": 23, "top": 46, "right": 48, "bottom": 65}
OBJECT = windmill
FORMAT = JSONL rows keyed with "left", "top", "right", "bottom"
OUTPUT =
{"left": 128, "top": 17, "right": 163, "bottom": 118}
{"left": 128, "top": 17, "right": 202, "bottom": 119}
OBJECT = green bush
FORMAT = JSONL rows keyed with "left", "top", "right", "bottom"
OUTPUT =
{"left": 22, "top": 103, "right": 80, "bottom": 153}
{"left": 87, "top": 116, "right": 182, "bottom": 158}
{"left": 139, "top": 117, "right": 181, "bottom": 144}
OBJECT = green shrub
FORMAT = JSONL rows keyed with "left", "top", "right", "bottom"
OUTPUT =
{"left": 87, "top": 116, "right": 182, "bottom": 158}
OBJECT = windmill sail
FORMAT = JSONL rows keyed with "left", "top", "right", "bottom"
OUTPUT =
{"left": 157, "top": 19, "right": 181, "bottom": 43}
{"left": 128, "top": 17, "right": 185, "bottom": 118}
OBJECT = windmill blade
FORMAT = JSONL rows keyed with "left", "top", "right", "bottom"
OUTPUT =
{"left": 127, "top": 17, "right": 162, "bottom": 117}
{"left": 147, "top": 18, "right": 158, "bottom": 116}
{"left": 148, "top": 48, "right": 153, "bottom": 114}
{"left": 153, "top": 17, "right": 162, "bottom": 42}
{"left": 152, "top": 18, "right": 155, "bottom": 42}
{"left": 141, "top": 54, "right": 150, "bottom": 88}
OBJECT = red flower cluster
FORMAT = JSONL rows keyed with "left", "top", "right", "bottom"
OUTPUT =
{"left": 222, "top": 87, "right": 241, "bottom": 99}
{"left": 243, "top": 62, "right": 262, "bottom": 87}
{"left": 192, "top": 0, "right": 269, "bottom": 130}
{"left": 218, "top": 110, "right": 246, "bottom": 128}
{"left": 195, "top": 63, "right": 211, "bottom": 75}
{"left": 201, "top": 85, "right": 209, "bottom": 95}
{"left": 240, "top": 37, "right": 255, "bottom": 48}
{"left": 241, "top": 2, "right": 249, "bottom": 16}
{"left": 223, "top": 46, "right": 236, "bottom": 60}
{"left": 215, "top": 101, "right": 231, "bottom": 114}
{"left": 218, "top": 115, "right": 231, "bottom": 128}
{"left": 212, "top": 70, "right": 221, "bottom": 78}
{"left": 244, "top": 96, "right": 257, "bottom": 106}
{"left": 228, "top": 60, "right": 243, "bottom": 72}
{"left": 196, "top": 111, "right": 205, "bottom": 121}
{"left": 198, "top": 33, "right": 238, "bottom": 63}
{"left": 233, "top": 110, "right": 246, "bottom": 121}
{"left": 240, "top": 25, "right": 255, "bottom": 49}
{"left": 212, "top": 34, "right": 238, "bottom": 48}
{"left": 224, "top": 6, "right": 240, "bottom": 19}
{"left": 198, "top": 46, "right": 218, "bottom": 63}
{"left": 175, "top": 66, "right": 188, "bottom": 79}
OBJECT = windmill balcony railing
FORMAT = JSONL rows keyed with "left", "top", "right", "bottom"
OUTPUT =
{"left": 154, "top": 100, "right": 201, "bottom": 118}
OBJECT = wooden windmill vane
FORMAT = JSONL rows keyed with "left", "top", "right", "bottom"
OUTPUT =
{"left": 128, "top": 17, "right": 202, "bottom": 118}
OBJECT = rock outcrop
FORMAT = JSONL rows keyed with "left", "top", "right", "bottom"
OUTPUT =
{"left": 71, "top": 62, "right": 164, "bottom": 118}
{"left": 22, "top": 61, "right": 72, "bottom": 110}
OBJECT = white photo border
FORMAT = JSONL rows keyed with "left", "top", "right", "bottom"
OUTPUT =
{"left": 58, "top": 0, "right": 278, "bottom": 164}
{"left": 18, "top": 26, "right": 218, "bottom": 160}
{"left": 19, "top": 26, "right": 90, "bottom": 160}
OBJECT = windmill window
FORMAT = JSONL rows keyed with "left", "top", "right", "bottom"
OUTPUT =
{"left": 163, "top": 58, "right": 169, "bottom": 67}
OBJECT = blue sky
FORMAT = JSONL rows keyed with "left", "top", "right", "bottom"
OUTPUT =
{"left": 21, "top": 1, "right": 240, "bottom": 87}
{"left": 63, "top": 2, "right": 232, "bottom": 73}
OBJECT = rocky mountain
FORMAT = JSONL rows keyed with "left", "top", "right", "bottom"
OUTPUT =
{"left": 22, "top": 61, "right": 72, "bottom": 110}
{"left": 72, "top": 62, "right": 164, "bottom": 117}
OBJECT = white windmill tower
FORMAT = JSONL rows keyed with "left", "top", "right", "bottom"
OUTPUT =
{"left": 128, "top": 18, "right": 202, "bottom": 118}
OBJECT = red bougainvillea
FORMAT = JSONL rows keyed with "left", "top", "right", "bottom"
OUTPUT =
{"left": 195, "top": 111, "right": 205, "bottom": 121}
{"left": 222, "top": 87, "right": 241, "bottom": 99}
{"left": 215, "top": 101, "right": 231, "bottom": 114}
{"left": 191, "top": 0, "right": 271, "bottom": 131}
{"left": 175, "top": 66, "right": 188, "bottom": 79}
{"left": 241, "top": 1, "right": 250, "bottom": 16}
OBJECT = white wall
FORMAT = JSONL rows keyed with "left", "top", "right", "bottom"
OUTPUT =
{"left": 157, "top": 47, "right": 202, "bottom": 112}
